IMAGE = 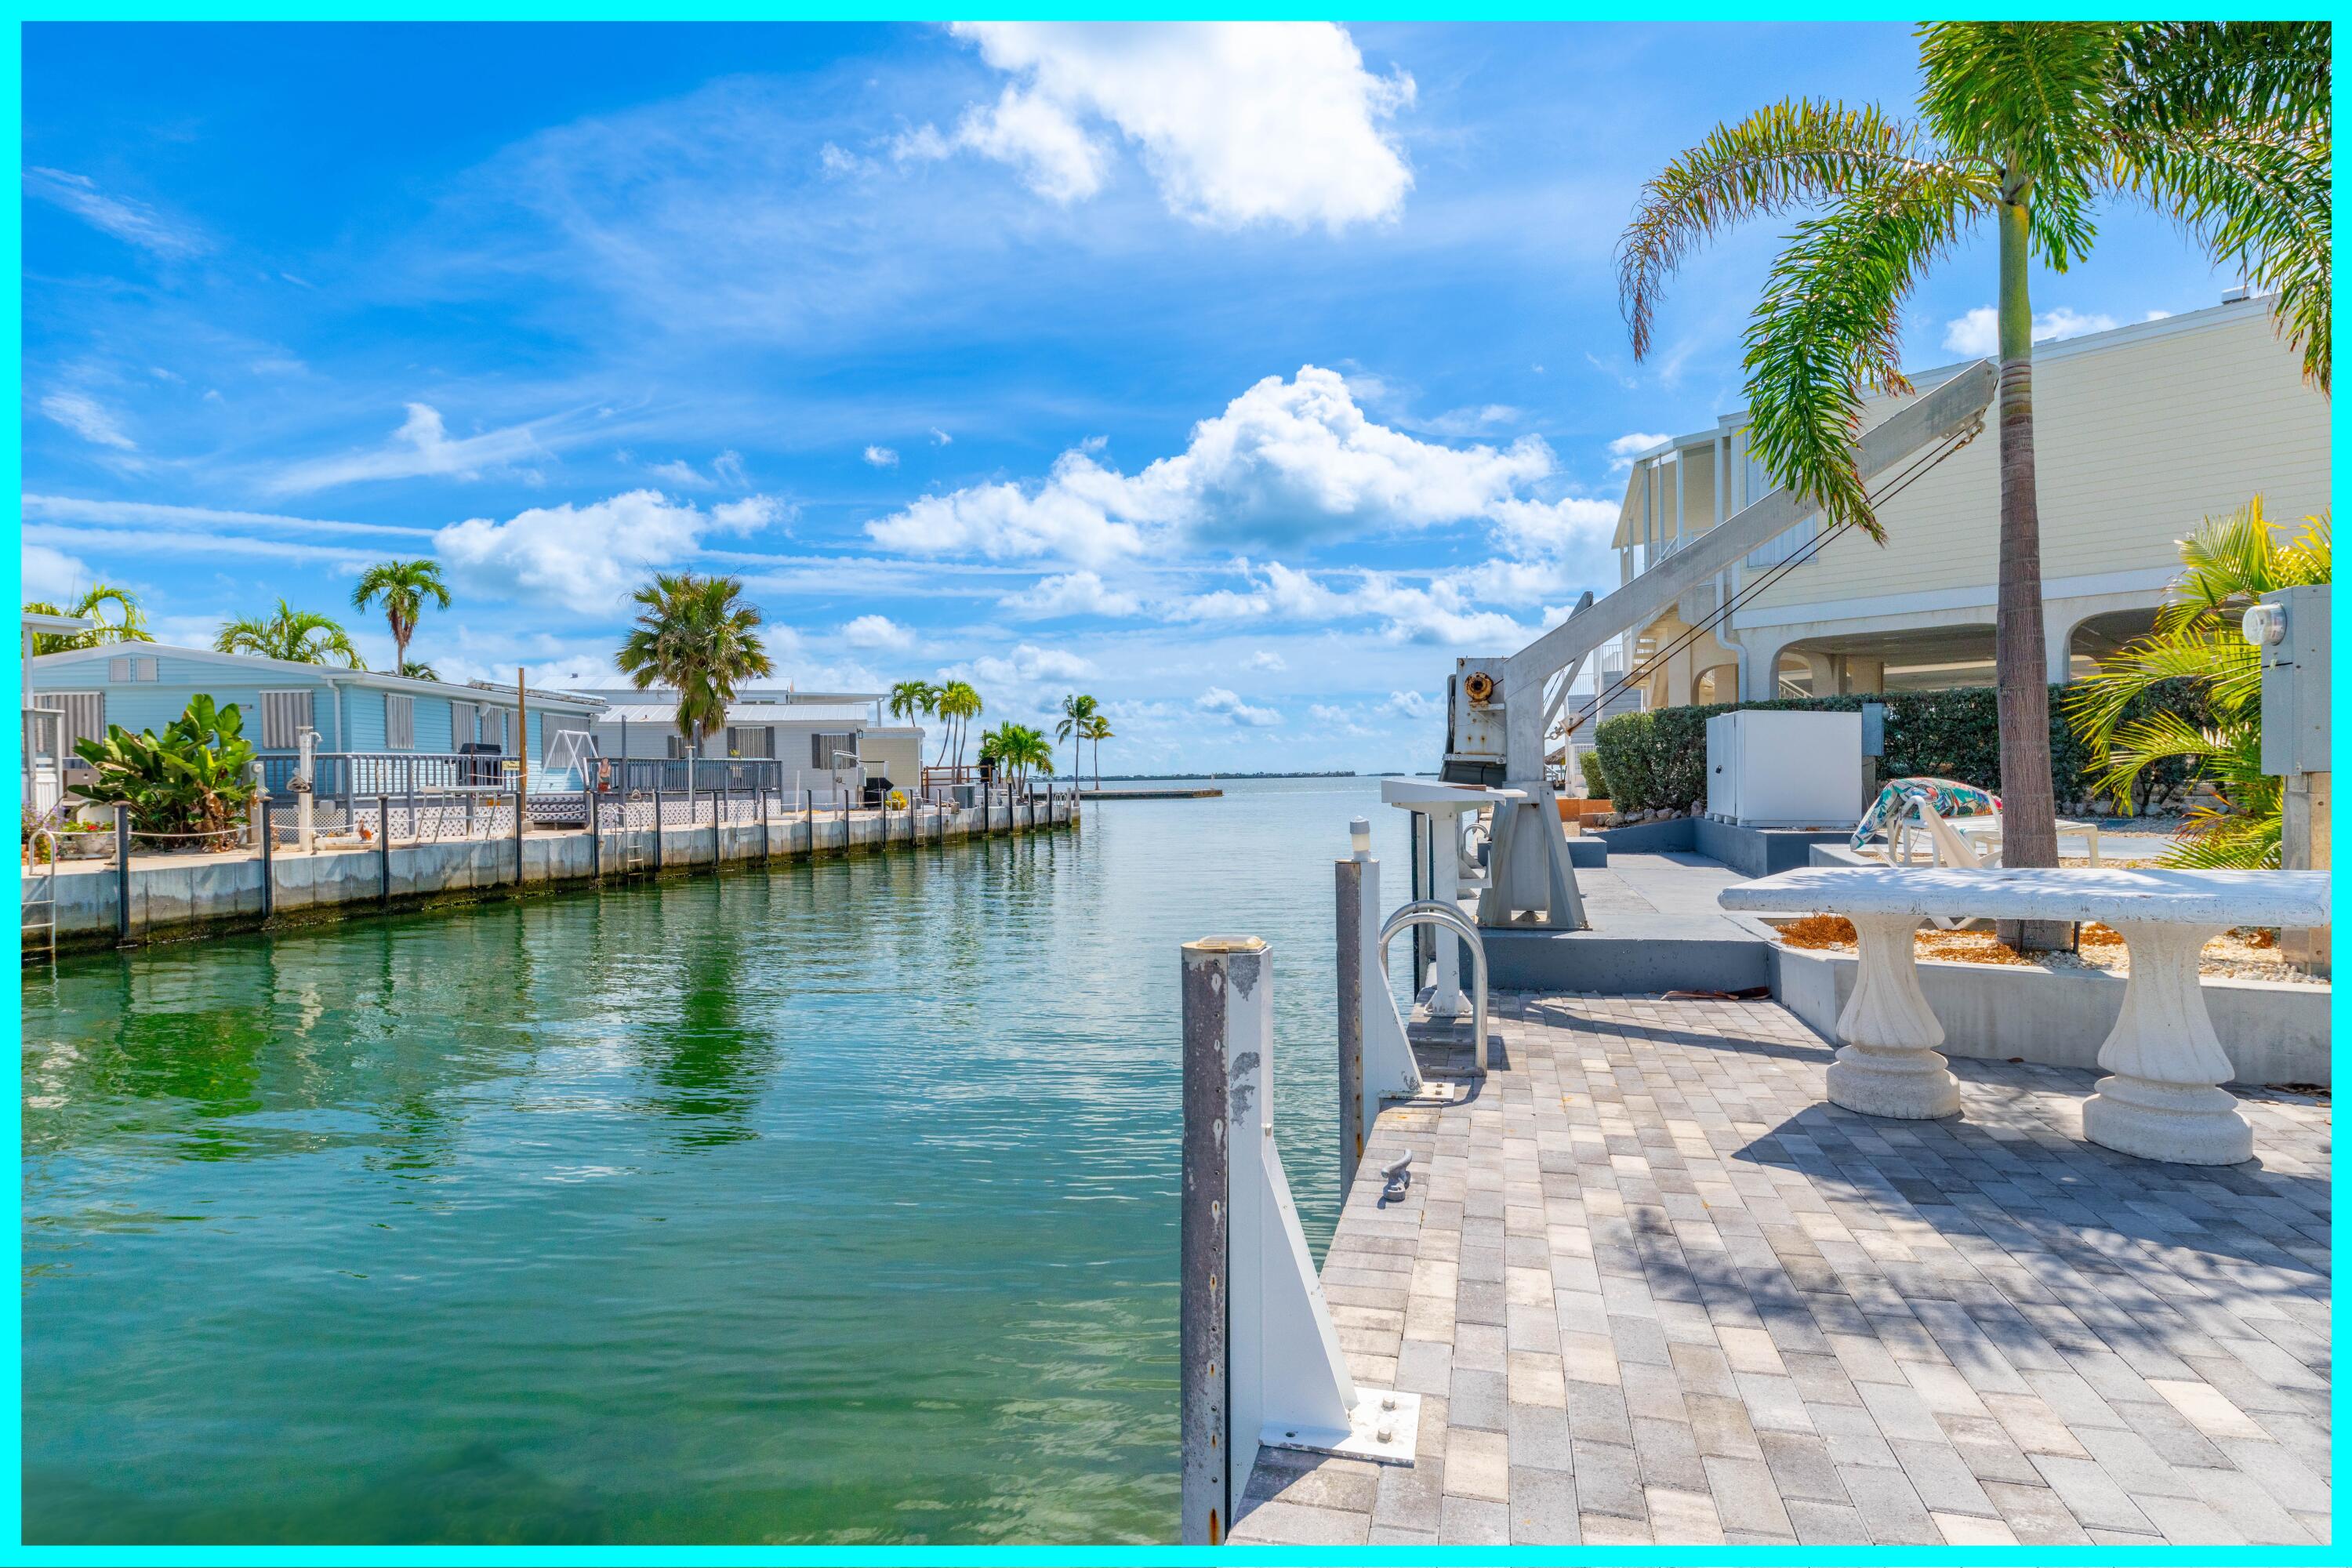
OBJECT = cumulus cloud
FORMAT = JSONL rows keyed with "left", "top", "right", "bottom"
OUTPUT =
{"left": 434, "top": 488, "right": 784, "bottom": 615}
{"left": 1000, "top": 568, "right": 1142, "bottom": 619}
{"left": 907, "top": 23, "right": 1414, "bottom": 230}
{"left": 1196, "top": 686, "right": 1283, "bottom": 727}
{"left": 1385, "top": 689, "right": 1439, "bottom": 720}
{"left": 1606, "top": 431, "right": 1669, "bottom": 470}
{"left": 1942, "top": 305, "right": 2120, "bottom": 358}
{"left": 24, "top": 166, "right": 208, "bottom": 257}
{"left": 1165, "top": 559, "right": 1536, "bottom": 646}
{"left": 40, "top": 391, "right": 136, "bottom": 450}
{"left": 1247, "top": 649, "right": 1285, "bottom": 670}
{"left": 863, "top": 445, "right": 900, "bottom": 468}
{"left": 867, "top": 365, "right": 1555, "bottom": 563}
{"left": 842, "top": 613, "right": 915, "bottom": 649}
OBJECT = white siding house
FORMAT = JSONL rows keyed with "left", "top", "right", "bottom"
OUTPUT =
{"left": 565, "top": 686, "right": 925, "bottom": 795}
{"left": 1604, "top": 294, "right": 2330, "bottom": 709}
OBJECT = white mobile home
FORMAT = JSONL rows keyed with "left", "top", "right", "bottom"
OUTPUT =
{"left": 565, "top": 686, "right": 924, "bottom": 796}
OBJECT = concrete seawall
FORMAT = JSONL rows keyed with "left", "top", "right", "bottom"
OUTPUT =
{"left": 33, "top": 797, "right": 1076, "bottom": 956}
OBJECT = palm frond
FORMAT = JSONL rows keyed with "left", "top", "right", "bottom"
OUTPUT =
{"left": 1617, "top": 100, "right": 1945, "bottom": 360}
{"left": 1918, "top": 22, "right": 2120, "bottom": 268}
{"left": 2111, "top": 22, "right": 2329, "bottom": 140}
{"left": 1740, "top": 162, "right": 1991, "bottom": 541}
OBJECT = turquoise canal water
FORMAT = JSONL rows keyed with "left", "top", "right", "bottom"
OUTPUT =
{"left": 22, "top": 776, "right": 1417, "bottom": 1544}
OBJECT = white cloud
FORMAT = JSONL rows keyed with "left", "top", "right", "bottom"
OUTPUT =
{"left": 942, "top": 642, "right": 1097, "bottom": 700}
{"left": 863, "top": 445, "right": 900, "bottom": 468}
{"left": 24, "top": 167, "right": 207, "bottom": 257}
{"left": 1196, "top": 685, "right": 1283, "bottom": 727}
{"left": 1247, "top": 649, "right": 1285, "bottom": 670}
{"left": 1165, "top": 559, "right": 1539, "bottom": 647}
{"left": 924, "top": 23, "right": 1414, "bottom": 230}
{"left": 21, "top": 541, "right": 93, "bottom": 600}
{"left": 1000, "top": 568, "right": 1142, "bottom": 619}
{"left": 648, "top": 459, "right": 711, "bottom": 487}
{"left": 1606, "top": 431, "right": 1669, "bottom": 470}
{"left": 40, "top": 391, "right": 136, "bottom": 450}
{"left": 1488, "top": 495, "right": 1618, "bottom": 569}
{"left": 268, "top": 402, "right": 565, "bottom": 495}
{"left": 842, "top": 613, "right": 915, "bottom": 649}
{"left": 929, "top": 428, "right": 953, "bottom": 446}
{"left": 434, "top": 488, "right": 784, "bottom": 615}
{"left": 1419, "top": 404, "right": 1521, "bottom": 437}
{"left": 867, "top": 365, "right": 1555, "bottom": 563}
{"left": 1385, "top": 689, "right": 1439, "bottom": 719}
{"left": 22, "top": 494, "right": 436, "bottom": 539}
{"left": 1941, "top": 305, "right": 2122, "bottom": 358}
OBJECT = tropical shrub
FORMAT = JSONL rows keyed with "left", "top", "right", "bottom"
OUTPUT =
{"left": 2065, "top": 499, "right": 2329, "bottom": 867}
{"left": 72, "top": 694, "right": 258, "bottom": 838}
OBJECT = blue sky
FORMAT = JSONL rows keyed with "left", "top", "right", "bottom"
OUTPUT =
{"left": 23, "top": 22, "right": 2241, "bottom": 772}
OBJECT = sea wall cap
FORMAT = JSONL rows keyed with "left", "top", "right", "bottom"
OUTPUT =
{"left": 1189, "top": 935, "right": 1269, "bottom": 954}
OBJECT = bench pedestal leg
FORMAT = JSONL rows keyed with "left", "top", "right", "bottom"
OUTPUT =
{"left": 2082, "top": 921, "right": 2252, "bottom": 1165}
{"left": 1828, "top": 913, "right": 1961, "bottom": 1120}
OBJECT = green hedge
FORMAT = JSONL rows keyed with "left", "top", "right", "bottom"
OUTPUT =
{"left": 1589, "top": 683, "right": 2205, "bottom": 815}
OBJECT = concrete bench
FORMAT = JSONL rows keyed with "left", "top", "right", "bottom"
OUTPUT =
{"left": 1720, "top": 866, "right": 2332, "bottom": 1165}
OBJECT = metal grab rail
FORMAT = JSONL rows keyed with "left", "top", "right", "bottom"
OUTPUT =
{"left": 1377, "top": 900, "right": 1491, "bottom": 1075}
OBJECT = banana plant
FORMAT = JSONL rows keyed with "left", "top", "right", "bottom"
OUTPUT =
{"left": 73, "top": 694, "right": 259, "bottom": 838}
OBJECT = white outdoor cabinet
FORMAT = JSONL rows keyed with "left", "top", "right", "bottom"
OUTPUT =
{"left": 1705, "top": 710, "right": 1865, "bottom": 826}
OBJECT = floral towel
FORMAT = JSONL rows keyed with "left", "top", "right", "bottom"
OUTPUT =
{"left": 1850, "top": 776, "right": 2002, "bottom": 848}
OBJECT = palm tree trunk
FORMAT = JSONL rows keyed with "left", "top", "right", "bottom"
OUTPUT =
{"left": 1991, "top": 185, "right": 2063, "bottom": 949}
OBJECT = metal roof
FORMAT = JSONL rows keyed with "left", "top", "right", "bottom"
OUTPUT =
{"left": 594, "top": 702, "right": 886, "bottom": 726}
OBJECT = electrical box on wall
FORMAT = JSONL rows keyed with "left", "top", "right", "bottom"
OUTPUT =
{"left": 1705, "top": 710, "right": 1865, "bottom": 826}
{"left": 2252, "top": 586, "right": 2331, "bottom": 779}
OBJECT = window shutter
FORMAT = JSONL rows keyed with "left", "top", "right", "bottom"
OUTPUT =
{"left": 108, "top": 656, "right": 129, "bottom": 681}
{"left": 450, "top": 701, "right": 476, "bottom": 748}
{"left": 135, "top": 655, "right": 158, "bottom": 682}
{"left": 261, "top": 690, "right": 314, "bottom": 750}
{"left": 386, "top": 694, "right": 415, "bottom": 750}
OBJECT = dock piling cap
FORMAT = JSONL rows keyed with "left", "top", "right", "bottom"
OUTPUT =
{"left": 1189, "top": 935, "right": 1269, "bottom": 953}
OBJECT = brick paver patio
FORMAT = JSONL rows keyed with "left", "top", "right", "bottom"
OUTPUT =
{"left": 1229, "top": 993, "right": 2331, "bottom": 1546}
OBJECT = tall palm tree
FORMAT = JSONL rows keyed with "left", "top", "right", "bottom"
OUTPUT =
{"left": 614, "top": 573, "right": 775, "bottom": 753}
{"left": 351, "top": 558, "right": 451, "bottom": 676}
{"left": 1056, "top": 692, "right": 1098, "bottom": 782}
{"left": 1083, "top": 713, "right": 1112, "bottom": 789}
{"left": 1617, "top": 21, "right": 2328, "bottom": 940}
{"left": 22, "top": 583, "right": 154, "bottom": 654}
{"left": 215, "top": 600, "right": 365, "bottom": 666}
{"left": 936, "top": 680, "right": 983, "bottom": 774}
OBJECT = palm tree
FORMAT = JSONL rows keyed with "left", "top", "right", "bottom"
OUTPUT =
{"left": 214, "top": 600, "right": 365, "bottom": 666}
{"left": 614, "top": 572, "right": 775, "bottom": 753}
{"left": 890, "top": 679, "right": 940, "bottom": 771}
{"left": 22, "top": 583, "right": 154, "bottom": 654}
{"left": 1083, "top": 713, "right": 1113, "bottom": 789}
{"left": 2066, "top": 498, "right": 2328, "bottom": 866}
{"left": 936, "top": 680, "right": 983, "bottom": 775}
{"left": 351, "top": 558, "right": 452, "bottom": 676}
{"left": 400, "top": 659, "right": 441, "bottom": 681}
{"left": 1056, "top": 692, "right": 1098, "bottom": 782}
{"left": 1617, "top": 21, "right": 2328, "bottom": 938}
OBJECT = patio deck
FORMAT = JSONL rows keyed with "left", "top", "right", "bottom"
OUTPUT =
{"left": 1230, "top": 992, "right": 2332, "bottom": 1546}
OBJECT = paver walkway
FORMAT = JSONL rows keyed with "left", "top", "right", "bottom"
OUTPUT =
{"left": 1230, "top": 993, "right": 2332, "bottom": 1546}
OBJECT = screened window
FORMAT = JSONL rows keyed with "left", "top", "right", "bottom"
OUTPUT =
{"left": 34, "top": 691, "right": 105, "bottom": 758}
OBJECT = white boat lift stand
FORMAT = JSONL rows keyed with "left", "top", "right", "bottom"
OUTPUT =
{"left": 1381, "top": 777, "right": 1534, "bottom": 1013}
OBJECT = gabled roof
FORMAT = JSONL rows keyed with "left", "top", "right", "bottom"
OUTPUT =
{"left": 30, "top": 642, "right": 606, "bottom": 710}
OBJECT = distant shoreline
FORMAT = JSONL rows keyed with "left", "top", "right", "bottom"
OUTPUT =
{"left": 1090, "top": 771, "right": 1359, "bottom": 781}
